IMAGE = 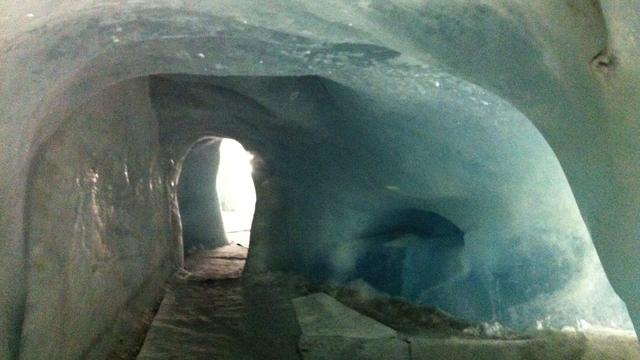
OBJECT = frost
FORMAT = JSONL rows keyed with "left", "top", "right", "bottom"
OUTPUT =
{"left": 482, "top": 322, "right": 506, "bottom": 337}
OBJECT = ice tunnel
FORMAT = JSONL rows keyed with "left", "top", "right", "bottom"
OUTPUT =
{"left": 2, "top": 1, "right": 640, "bottom": 359}
{"left": 177, "top": 137, "right": 256, "bottom": 253}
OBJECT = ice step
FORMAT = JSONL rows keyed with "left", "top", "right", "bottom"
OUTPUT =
{"left": 292, "top": 293, "right": 409, "bottom": 359}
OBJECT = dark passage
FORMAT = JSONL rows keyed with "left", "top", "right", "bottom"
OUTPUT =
{"left": 355, "top": 210, "right": 465, "bottom": 300}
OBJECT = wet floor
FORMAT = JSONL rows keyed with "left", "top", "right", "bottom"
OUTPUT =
{"left": 136, "top": 245, "right": 301, "bottom": 359}
{"left": 135, "top": 245, "right": 640, "bottom": 359}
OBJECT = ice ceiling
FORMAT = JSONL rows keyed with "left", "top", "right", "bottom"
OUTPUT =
{"left": 2, "top": 1, "right": 640, "bottom": 359}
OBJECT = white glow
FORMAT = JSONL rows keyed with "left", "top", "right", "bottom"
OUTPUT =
{"left": 217, "top": 138, "right": 256, "bottom": 247}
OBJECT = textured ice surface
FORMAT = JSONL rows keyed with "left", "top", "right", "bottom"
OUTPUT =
{"left": 22, "top": 79, "right": 175, "bottom": 359}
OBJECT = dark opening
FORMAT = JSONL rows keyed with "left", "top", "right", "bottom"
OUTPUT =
{"left": 355, "top": 209, "right": 465, "bottom": 299}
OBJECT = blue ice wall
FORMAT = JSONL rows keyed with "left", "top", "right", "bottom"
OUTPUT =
{"left": 347, "top": 210, "right": 466, "bottom": 301}
{"left": 150, "top": 75, "right": 632, "bottom": 331}
{"left": 22, "top": 79, "right": 176, "bottom": 359}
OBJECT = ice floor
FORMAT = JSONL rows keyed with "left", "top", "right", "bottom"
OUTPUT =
{"left": 136, "top": 245, "right": 301, "bottom": 359}
{"left": 221, "top": 210, "right": 252, "bottom": 247}
{"left": 136, "top": 247, "right": 640, "bottom": 359}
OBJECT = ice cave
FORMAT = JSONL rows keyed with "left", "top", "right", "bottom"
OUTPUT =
{"left": 2, "top": 1, "right": 640, "bottom": 359}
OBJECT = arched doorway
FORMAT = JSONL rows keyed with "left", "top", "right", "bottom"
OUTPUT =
{"left": 177, "top": 137, "right": 256, "bottom": 254}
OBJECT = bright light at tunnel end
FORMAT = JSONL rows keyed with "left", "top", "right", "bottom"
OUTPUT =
{"left": 217, "top": 138, "right": 256, "bottom": 247}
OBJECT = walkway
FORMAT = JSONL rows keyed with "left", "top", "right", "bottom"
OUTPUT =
{"left": 136, "top": 245, "right": 301, "bottom": 359}
{"left": 136, "top": 245, "right": 640, "bottom": 359}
